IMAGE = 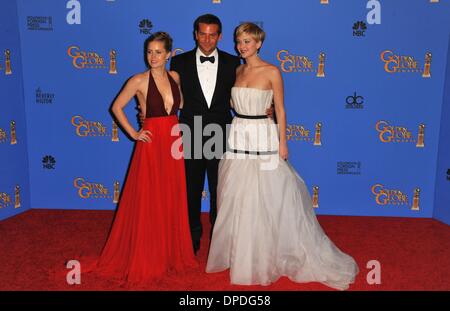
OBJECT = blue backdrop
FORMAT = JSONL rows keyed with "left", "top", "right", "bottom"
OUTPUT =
{"left": 1, "top": 0, "right": 449, "bottom": 223}
{"left": 0, "top": 0, "right": 31, "bottom": 220}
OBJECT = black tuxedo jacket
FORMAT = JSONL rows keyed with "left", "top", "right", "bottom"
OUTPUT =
{"left": 170, "top": 48, "right": 240, "bottom": 129}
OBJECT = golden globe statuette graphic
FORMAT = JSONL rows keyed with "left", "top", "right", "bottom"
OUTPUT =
{"left": 312, "top": 186, "right": 319, "bottom": 208}
{"left": 314, "top": 122, "right": 322, "bottom": 146}
{"left": 112, "top": 120, "right": 119, "bottom": 142}
{"left": 212, "top": 0, "right": 221, "bottom": 3}
{"left": 113, "top": 181, "right": 120, "bottom": 203}
{"left": 109, "top": 49, "right": 117, "bottom": 74}
{"left": 202, "top": 190, "right": 208, "bottom": 200}
{"left": 316, "top": 52, "right": 325, "bottom": 77}
{"left": 430, "top": 0, "right": 439, "bottom": 3}
{"left": 422, "top": 52, "right": 431, "bottom": 78}
{"left": 411, "top": 188, "right": 420, "bottom": 211}
{"left": 15, "top": 185, "right": 21, "bottom": 208}
{"left": 5, "top": 49, "right": 12, "bottom": 75}
{"left": 416, "top": 124, "right": 425, "bottom": 148}
{"left": 320, "top": 0, "right": 329, "bottom": 4}
{"left": 10, "top": 121, "right": 17, "bottom": 145}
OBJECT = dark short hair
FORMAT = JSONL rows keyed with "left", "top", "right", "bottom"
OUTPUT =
{"left": 194, "top": 14, "right": 222, "bottom": 34}
{"left": 145, "top": 31, "right": 173, "bottom": 52}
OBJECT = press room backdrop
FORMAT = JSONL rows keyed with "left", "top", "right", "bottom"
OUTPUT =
{"left": 1, "top": 0, "right": 449, "bottom": 224}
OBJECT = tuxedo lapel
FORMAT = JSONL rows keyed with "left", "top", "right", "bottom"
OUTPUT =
{"left": 209, "top": 50, "right": 226, "bottom": 110}
{"left": 189, "top": 49, "right": 209, "bottom": 110}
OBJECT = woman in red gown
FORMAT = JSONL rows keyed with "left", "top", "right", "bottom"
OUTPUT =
{"left": 89, "top": 32, "right": 196, "bottom": 283}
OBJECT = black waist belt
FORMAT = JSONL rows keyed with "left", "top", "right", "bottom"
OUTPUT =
{"left": 234, "top": 113, "right": 268, "bottom": 119}
{"left": 230, "top": 149, "right": 278, "bottom": 155}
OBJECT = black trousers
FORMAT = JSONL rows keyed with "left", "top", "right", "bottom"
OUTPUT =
{"left": 184, "top": 156, "right": 219, "bottom": 250}
{"left": 181, "top": 121, "right": 228, "bottom": 251}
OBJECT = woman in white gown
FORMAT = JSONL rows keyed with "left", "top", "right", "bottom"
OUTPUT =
{"left": 206, "top": 23, "right": 359, "bottom": 290}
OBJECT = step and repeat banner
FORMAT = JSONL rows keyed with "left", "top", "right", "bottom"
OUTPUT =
{"left": 0, "top": 0, "right": 31, "bottom": 221}
{"left": 434, "top": 35, "right": 450, "bottom": 226}
{"left": 1, "top": 0, "right": 450, "bottom": 221}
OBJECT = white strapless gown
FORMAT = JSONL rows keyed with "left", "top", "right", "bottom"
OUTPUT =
{"left": 206, "top": 87, "right": 359, "bottom": 290}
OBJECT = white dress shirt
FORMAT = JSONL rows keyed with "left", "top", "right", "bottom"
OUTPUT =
{"left": 196, "top": 48, "right": 218, "bottom": 108}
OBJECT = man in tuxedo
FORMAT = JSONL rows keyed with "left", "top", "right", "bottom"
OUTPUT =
{"left": 170, "top": 14, "right": 240, "bottom": 255}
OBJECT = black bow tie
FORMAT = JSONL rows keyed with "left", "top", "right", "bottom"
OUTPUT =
{"left": 200, "top": 55, "right": 215, "bottom": 63}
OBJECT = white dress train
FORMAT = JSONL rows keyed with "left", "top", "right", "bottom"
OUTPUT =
{"left": 206, "top": 87, "right": 359, "bottom": 290}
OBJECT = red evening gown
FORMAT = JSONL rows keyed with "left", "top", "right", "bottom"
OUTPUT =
{"left": 85, "top": 71, "right": 196, "bottom": 283}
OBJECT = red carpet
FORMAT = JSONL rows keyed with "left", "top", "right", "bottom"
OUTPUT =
{"left": 0, "top": 209, "right": 449, "bottom": 291}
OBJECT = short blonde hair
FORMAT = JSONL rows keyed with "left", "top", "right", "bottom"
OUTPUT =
{"left": 235, "top": 22, "right": 265, "bottom": 44}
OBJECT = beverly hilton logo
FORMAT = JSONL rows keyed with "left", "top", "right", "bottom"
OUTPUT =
{"left": 380, "top": 50, "right": 432, "bottom": 77}
{"left": 36, "top": 88, "right": 55, "bottom": 104}
{"left": 375, "top": 121, "right": 425, "bottom": 147}
{"left": 287, "top": 122, "right": 322, "bottom": 146}
{"left": 67, "top": 46, "right": 117, "bottom": 74}
{"left": 277, "top": 50, "right": 326, "bottom": 77}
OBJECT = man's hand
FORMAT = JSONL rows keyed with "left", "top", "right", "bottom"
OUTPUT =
{"left": 265, "top": 105, "right": 275, "bottom": 119}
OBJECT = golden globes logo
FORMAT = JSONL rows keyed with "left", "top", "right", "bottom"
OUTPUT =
{"left": 371, "top": 184, "right": 409, "bottom": 206}
{"left": 321, "top": 0, "right": 329, "bottom": 4}
{"left": 0, "top": 192, "right": 12, "bottom": 208}
{"left": 287, "top": 123, "right": 322, "bottom": 146}
{"left": 71, "top": 115, "right": 109, "bottom": 138}
{"left": 381, "top": 50, "right": 431, "bottom": 77}
{"left": 277, "top": 50, "right": 315, "bottom": 73}
{"left": 67, "top": 46, "right": 116, "bottom": 73}
{"left": 73, "top": 177, "right": 112, "bottom": 200}
{"left": 375, "top": 121, "right": 424, "bottom": 147}
{"left": 0, "top": 128, "right": 7, "bottom": 143}
{"left": 371, "top": 184, "right": 420, "bottom": 211}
